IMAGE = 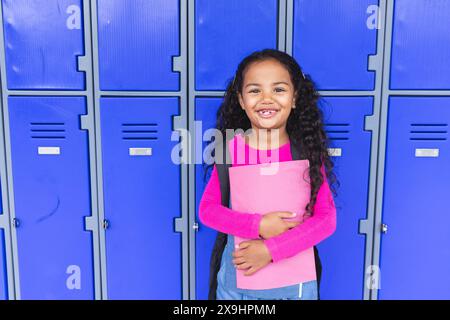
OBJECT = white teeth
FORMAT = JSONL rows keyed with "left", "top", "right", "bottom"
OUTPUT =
{"left": 258, "top": 109, "right": 276, "bottom": 116}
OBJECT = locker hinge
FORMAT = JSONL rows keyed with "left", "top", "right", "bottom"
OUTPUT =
{"left": 172, "top": 55, "right": 183, "bottom": 73}
{"left": 174, "top": 217, "right": 184, "bottom": 233}
{"left": 84, "top": 215, "right": 96, "bottom": 232}
{"left": 367, "top": 54, "right": 380, "bottom": 72}
{"left": 358, "top": 219, "right": 370, "bottom": 235}
{"left": 192, "top": 222, "right": 199, "bottom": 232}
{"left": 77, "top": 55, "right": 89, "bottom": 73}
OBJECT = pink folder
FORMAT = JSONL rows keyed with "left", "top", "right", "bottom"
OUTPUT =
{"left": 229, "top": 160, "right": 317, "bottom": 289}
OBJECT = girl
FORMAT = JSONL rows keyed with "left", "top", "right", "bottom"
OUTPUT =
{"left": 199, "top": 49, "right": 338, "bottom": 300}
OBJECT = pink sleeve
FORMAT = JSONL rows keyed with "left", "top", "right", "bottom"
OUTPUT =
{"left": 263, "top": 164, "right": 337, "bottom": 262}
{"left": 199, "top": 165, "right": 262, "bottom": 239}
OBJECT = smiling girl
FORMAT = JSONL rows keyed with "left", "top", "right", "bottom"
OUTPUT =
{"left": 199, "top": 49, "right": 338, "bottom": 300}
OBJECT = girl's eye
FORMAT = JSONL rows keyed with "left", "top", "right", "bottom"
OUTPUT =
{"left": 249, "top": 89, "right": 260, "bottom": 94}
{"left": 274, "top": 87, "right": 286, "bottom": 92}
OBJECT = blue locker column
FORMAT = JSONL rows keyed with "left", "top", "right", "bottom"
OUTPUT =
{"left": 1, "top": 0, "right": 85, "bottom": 90}
{"left": 390, "top": 0, "right": 450, "bottom": 90}
{"left": 293, "top": 0, "right": 379, "bottom": 90}
{"left": 101, "top": 97, "right": 182, "bottom": 299}
{"left": 0, "top": 183, "right": 7, "bottom": 299}
{"left": 194, "top": 98, "right": 221, "bottom": 299}
{"left": 195, "top": 0, "right": 278, "bottom": 91}
{"left": 8, "top": 96, "right": 95, "bottom": 299}
{"left": 379, "top": 97, "right": 450, "bottom": 299}
{"left": 96, "top": 0, "right": 180, "bottom": 91}
{"left": 317, "top": 97, "right": 373, "bottom": 299}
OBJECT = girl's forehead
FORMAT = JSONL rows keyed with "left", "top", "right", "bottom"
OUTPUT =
{"left": 243, "top": 59, "right": 292, "bottom": 83}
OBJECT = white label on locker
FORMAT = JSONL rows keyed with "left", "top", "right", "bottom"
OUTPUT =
{"left": 129, "top": 148, "right": 152, "bottom": 156}
{"left": 328, "top": 148, "right": 342, "bottom": 157}
{"left": 415, "top": 148, "right": 439, "bottom": 158}
{"left": 38, "top": 147, "right": 60, "bottom": 155}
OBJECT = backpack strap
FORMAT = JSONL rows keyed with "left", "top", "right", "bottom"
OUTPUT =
{"left": 208, "top": 138, "right": 231, "bottom": 300}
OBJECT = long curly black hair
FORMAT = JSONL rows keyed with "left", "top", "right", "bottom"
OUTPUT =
{"left": 206, "top": 48, "right": 339, "bottom": 216}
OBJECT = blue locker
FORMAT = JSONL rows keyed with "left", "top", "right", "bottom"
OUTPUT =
{"left": 101, "top": 97, "right": 182, "bottom": 299}
{"left": 1, "top": 182, "right": 7, "bottom": 300}
{"left": 1, "top": 0, "right": 85, "bottom": 90}
{"left": 0, "top": 213, "right": 7, "bottom": 300}
{"left": 194, "top": 98, "right": 221, "bottom": 299}
{"left": 293, "top": 0, "right": 378, "bottom": 90}
{"left": 379, "top": 97, "right": 450, "bottom": 299}
{"left": 390, "top": 0, "right": 450, "bottom": 90}
{"left": 317, "top": 97, "right": 373, "bottom": 299}
{"left": 8, "top": 96, "right": 95, "bottom": 299}
{"left": 195, "top": 0, "right": 278, "bottom": 91}
{"left": 97, "top": 0, "right": 180, "bottom": 91}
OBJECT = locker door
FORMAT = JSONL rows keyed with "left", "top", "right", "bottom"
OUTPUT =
{"left": 194, "top": 98, "right": 221, "bottom": 299}
{"left": 195, "top": 0, "right": 278, "bottom": 91}
{"left": 390, "top": 0, "right": 450, "bottom": 90}
{"left": 101, "top": 97, "right": 182, "bottom": 299}
{"left": 317, "top": 97, "right": 373, "bottom": 299}
{"left": 97, "top": 0, "right": 180, "bottom": 91}
{"left": 8, "top": 96, "right": 95, "bottom": 299}
{"left": 379, "top": 97, "right": 450, "bottom": 299}
{"left": 0, "top": 184, "right": 7, "bottom": 299}
{"left": 293, "top": 0, "right": 378, "bottom": 90}
{"left": 1, "top": 0, "right": 85, "bottom": 90}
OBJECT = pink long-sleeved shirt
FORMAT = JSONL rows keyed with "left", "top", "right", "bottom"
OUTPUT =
{"left": 199, "top": 134, "right": 336, "bottom": 263}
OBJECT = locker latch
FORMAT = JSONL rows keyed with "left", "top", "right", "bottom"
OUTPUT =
{"left": 381, "top": 223, "right": 388, "bottom": 234}
{"left": 12, "top": 218, "right": 20, "bottom": 228}
{"left": 193, "top": 223, "right": 199, "bottom": 232}
{"left": 103, "top": 219, "right": 110, "bottom": 230}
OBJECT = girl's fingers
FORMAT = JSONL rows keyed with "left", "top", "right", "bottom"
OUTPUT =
{"left": 236, "top": 262, "right": 251, "bottom": 270}
{"left": 244, "top": 267, "right": 257, "bottom": 276}
{"left": 285, "top": 221, "right": 300, "bottom": 228}
{"left": 232, "top": 257, "right": 246, "bottom": 265}
{"left": 238, "top": 242, "right": 251, "bottom": 249}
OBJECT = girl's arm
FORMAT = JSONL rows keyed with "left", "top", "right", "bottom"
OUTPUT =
{"left": 199, "top": 165, "right": 262, "bottom": 239}
{"left": 263, "top": 164, "right": 337, "bottom": 263}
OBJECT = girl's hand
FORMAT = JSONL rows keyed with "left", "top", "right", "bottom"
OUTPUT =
{"left": 259, "top": 211, "right": 302, "bottom": 239}
{"left": 232, "top": 240, "right": 272, "bottom": 276}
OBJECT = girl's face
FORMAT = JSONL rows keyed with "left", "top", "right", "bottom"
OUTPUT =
{"left": 238, "top": 59, "right": 296, "bottom": 132}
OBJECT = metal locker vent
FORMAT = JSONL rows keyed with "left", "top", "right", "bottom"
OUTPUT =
{"left": 121, "top": 123, "right": 158, "bottom": 140}
{"left": 30, "top": 122, "right": 66, "bottom": 139}
{"left": 409, "top": 123, "right": 448, "bottom": 141}
{"left": 324, "top": 123, "right": 350, "bottom": 140}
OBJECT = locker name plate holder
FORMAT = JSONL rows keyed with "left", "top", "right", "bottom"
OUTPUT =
{"left": 129, "top": 147, "right": 152, "bottom": 156}
{"left": 415, "top": 148, "right": 439, "bottom": 158}
{"left": 38, "top": 147, "right": 61, "bottom": 155}
{"left": 328, "top": 148, "right": 342, "bottom": 157}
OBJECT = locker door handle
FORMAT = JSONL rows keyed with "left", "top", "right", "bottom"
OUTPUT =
{"left": 381, "top": 223, "right": 388, "bottom": 234}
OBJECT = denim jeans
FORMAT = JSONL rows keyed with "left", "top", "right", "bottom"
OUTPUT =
{"left": 216, "top": 261, "right": 318, "bottom": 300}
